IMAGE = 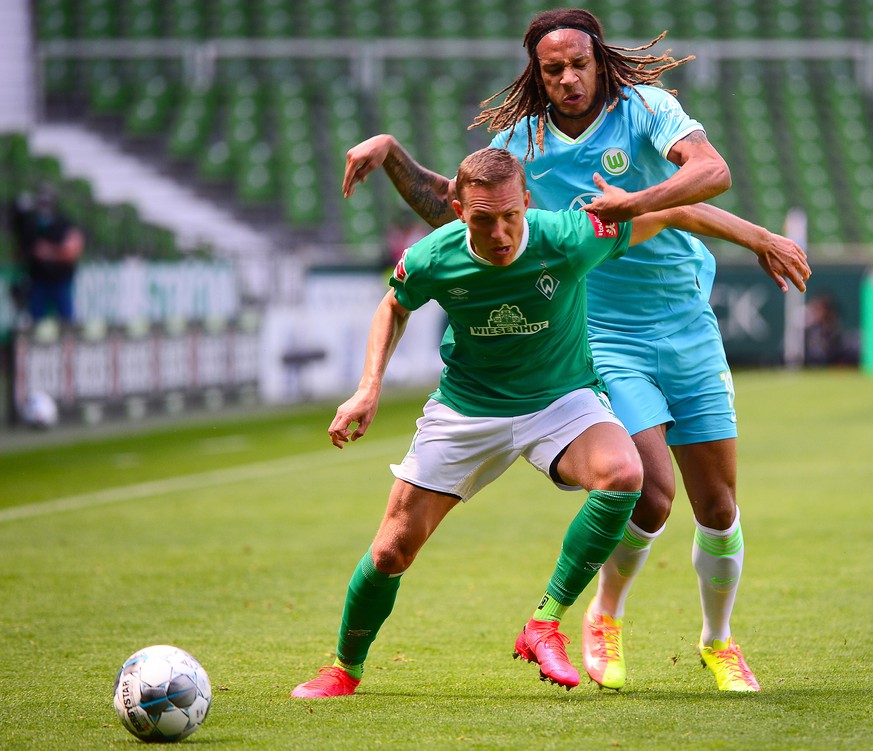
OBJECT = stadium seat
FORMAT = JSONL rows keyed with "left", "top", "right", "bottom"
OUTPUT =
{"left": 81, "top": 0, "right": 118, "bottom": 39}
{"left": 347, "top": 0, "right": 381, "bottom": 38}
{"left": 426, "top": 0, "right": 466, "bottom": 39}
{"left": 298, "top": 0, "right": 339, "bottom": 38}
{"left": 768, "top": 0, "right": 805, "bottom": 39}
{"left": 35, "top": 0, "right": 74, "bottom": 40}
{"left": 811, "top": 0, "right": 850, "bottom": 37}
{"left": 121, "top": 0, "right": 162, "bottom": 38}
{"left": 198, "top": 140, "right": 234, "bottom": 184}
{"left": 325, "top": 80, "right": 382, "bottom": 246}
{"left": 86, "top": 60, "right": 127, "bottom": 116}
{"left": 858, "top": 0, "right": 873, "bottom": 39}
{"left": 389, "top": 0, "right": 428, "bottom": 37}
{"left": 817, "top": 60, "right": 873, "bottom": 239}
{"left": 424, "top": 68, "right": 467, "bottom": 176}
{"left": 212, "top": 0, "right": 251, "bottom": 38}
{"left": 776, "top": 62, "right": 844, "bottom": 242}
{"left": 167, "top": 86, "right": 216, "bottom": 161}
{"left": 375, "top": 74, "right": 416, "bottom": 150}
{"left": 125, "top": 74, "right": 176, "bottom": 137}
{"left": 721, "top": 0, "right": 762, "bottom": 38}
{"left": 164, "top": 0, "right": 207, "bottom": 38}
{"left": 470, "top": 0, "right": 515, "bottom": 39}
{"left": 237, "top": 141, "right": 276, "bottom": 205}
{"left": 645, "top": 0, "right": 679, "bottom": 39}
{"left": 676, "top": 0, "right": 719, "bottom": 39}
{"left": 274, "top": 74, "right": 323, "bottom": 226}
{"left": 252, "top": 0, "right": 294, "bottom": 38}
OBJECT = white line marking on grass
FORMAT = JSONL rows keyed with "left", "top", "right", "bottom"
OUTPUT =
{"left": 0, "top": 437, "right": 405, "bottom": 524}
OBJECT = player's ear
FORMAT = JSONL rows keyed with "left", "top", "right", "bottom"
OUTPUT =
{"left": 523, "top": 190, "right": 531, "bottom": 210}
{"left": 452, "top": 198, "right": 465, "bottom": 222}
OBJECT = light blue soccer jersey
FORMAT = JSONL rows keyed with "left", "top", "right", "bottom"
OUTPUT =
{"left": 490, "top": 84, "right": 717, "bottom": 338}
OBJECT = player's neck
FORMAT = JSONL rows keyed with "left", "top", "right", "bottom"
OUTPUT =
{"left": 549, "top": 103, "right": 602, "bottom": 139}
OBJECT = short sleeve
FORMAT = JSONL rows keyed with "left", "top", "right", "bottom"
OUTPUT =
{"left": 388, "top": 246, "right": 431, "bottom": 311}
{"left": 631, "top": 87, "right": 704, "bottom": 159}
{"left": 561, "top": 210, "right": 631, "bottom": 278}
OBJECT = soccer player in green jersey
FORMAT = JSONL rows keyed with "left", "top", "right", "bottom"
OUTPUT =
{"left": 293, "top": 147, "right": 777, "bottom": 698}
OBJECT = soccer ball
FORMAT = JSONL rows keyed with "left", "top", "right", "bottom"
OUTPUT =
{"left": 113, "top": 645, "right": 212, "bottom": 742}
{"left": 19, "top": 390, "right": 58, "bottom": 428}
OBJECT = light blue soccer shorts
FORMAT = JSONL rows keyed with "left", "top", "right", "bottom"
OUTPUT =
{"left": 589, "top": 308, "right": 737, "bottom": 446}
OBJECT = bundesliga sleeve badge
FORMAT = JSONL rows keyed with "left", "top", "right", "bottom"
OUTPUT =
{"left": 393, "top": 249, "right": 409, "bottom": 283}
{"left": 586, "top": 212, "right": 619, "bottom": 238}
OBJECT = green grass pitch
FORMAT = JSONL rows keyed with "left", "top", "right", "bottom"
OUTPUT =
{"left": 1, "top": 369, "right": 872, "bottom": 750}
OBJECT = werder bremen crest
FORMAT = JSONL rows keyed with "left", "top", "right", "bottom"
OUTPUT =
{"left": 470, "top": 304, "right": 549, "bottom": 336}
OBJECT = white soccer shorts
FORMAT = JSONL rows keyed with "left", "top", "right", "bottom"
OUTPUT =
{"left": 390, "top": 387, "right": 625, "bottom": 501}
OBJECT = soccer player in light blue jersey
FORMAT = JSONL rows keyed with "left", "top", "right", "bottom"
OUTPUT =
{"left": 341, "top": 9, "right": 810, "bottom": 693}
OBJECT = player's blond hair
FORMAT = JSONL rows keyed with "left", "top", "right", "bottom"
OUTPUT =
{"left": 455, "top": 148, "right": 527, "bottom": 201}
{"left": 470, "top": 8, "right": 693, "bottom": 161}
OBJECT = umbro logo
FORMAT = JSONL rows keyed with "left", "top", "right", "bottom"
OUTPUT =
{"left": 448, "top": 287, "right": 468, "bottom": 297}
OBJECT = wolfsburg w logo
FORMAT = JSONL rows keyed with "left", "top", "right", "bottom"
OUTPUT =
{"left": 602, "top": 148, "right": 629, "bottom": 175}
{"left": 470, "top": 304, "right": 549, "bottom": 336}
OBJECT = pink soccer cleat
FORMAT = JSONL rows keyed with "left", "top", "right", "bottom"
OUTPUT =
{"left": 291, "top": 666, "right": 361, "bottom": 698}
{"left": 513, "top": 618, "right": 580, "bottom": 689}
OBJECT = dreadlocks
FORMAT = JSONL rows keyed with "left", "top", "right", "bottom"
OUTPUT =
{"left": 469, "top": 8, "right": 694, "bottom": 161}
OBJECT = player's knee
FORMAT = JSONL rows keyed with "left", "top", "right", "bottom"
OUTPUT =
{"left": 633, "top": 490, "right": 673, "bottom": 531}
{"left": 595, "top": 453, "right": 644, "bottom": 493}
{"left": 370, "top": 540, "right": 414, "bottom": 575}
{"left": 695, "top": 497, "right": 738, "bottom": 530}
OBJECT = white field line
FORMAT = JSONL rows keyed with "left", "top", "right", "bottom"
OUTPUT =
{"left": 0, "top": 437, "right": 405, "bottom": 524}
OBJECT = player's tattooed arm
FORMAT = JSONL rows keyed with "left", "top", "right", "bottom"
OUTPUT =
{"left": 382, "top": 149, "right": 456, "bottom": 228}
{"left": 343, "top": 134, "right": 456, "bottom": 227}
{"left": 679, "top": 130, "right": 708, "bottom": 144}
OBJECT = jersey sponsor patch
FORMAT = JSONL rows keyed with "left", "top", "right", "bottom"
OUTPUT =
{"left": 470, "top": 304, "right": 549, "bottom": 336}
{"left": 586, "top": 212, "right": 619, "bottom": 238}
{"left": 393, "top": 249, "right": 409, "bottom": 283}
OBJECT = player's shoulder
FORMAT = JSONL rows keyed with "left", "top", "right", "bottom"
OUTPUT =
{"left": 620, "top": 84, "right": 686, "bottom": 116}
{"left": 405, "top": 220, "right": 464, "bottom": 264}
{"left": 528, "top": 207, "right": 616, "bottom": 238}
{"left": 490, "top": 117, "right": 539, "bottom": 154}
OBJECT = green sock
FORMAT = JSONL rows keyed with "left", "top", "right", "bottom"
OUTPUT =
{"left": 533, "top": 591, "right": 568, "bottom": 622}
{"left": 545, "top": 490, "right": 640, "bottom": 607}
{"left": 333, "top": 657, "right": 364, "bottom": 681}
{"left": 335, "top": 548, "right": 403, "bottom": 667}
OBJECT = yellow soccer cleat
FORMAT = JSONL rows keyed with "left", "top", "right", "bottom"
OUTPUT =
{"left": 699, "top": 638, "right": 761, "bottom": 692}
{"left": 582, "top": 603, "right": 626, "bottom": 690}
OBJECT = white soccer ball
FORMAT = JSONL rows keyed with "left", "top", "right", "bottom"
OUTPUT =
{"left": 19, "top": 390, "right": 58, "bottom": 428}
{"left": 113, "top": 645, "right": 212, "bottom": 743}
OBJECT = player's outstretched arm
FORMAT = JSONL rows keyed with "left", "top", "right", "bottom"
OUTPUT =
{"left": 584, "top": 131, "right": 731, "bottom": 222}
{"left": 663, "top": 202, "right": 811, "bottom": 293}
{"left": 343, "top": 134, "right": 457, "bottom": 228}
{"left": 600, "top": 174, "right": 810, "bottom": 293}
{"left": 328, "top": 291, "right": 412, "bottom": 449}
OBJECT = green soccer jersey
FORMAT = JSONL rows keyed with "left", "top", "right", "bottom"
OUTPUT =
{"left": 388, "top": 208, "right": 631, "bottom": 417}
